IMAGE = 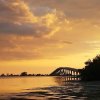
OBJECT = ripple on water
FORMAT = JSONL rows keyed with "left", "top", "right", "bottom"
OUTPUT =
{"left": 9, "top": 85, "right": 88, "bottom": 100}
{"left": 1, "top": 78, "right": 100, "bottom": 100}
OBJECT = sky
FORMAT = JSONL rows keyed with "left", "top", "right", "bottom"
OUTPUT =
{"left": 0, "top": 0, "right": 100, "bottom": 74}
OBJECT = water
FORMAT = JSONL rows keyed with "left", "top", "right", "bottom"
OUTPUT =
{"left": 0, "top": 77, "right": 100, "bottom": 100}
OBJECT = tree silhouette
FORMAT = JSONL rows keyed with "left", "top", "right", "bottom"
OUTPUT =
{"left": 20, "top": 72, "right": 27, "bottom": 76}
{"left": 81, "top": 55, "right": 100, "bottom": 81}
{"left": 1, "top": 74, "right": 5, "bottom": 77}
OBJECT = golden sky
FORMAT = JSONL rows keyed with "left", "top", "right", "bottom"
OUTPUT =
{"left": 0, "top": 0, "right": 100, "bottom": 74}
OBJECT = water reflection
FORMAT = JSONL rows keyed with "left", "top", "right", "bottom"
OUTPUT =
{"left": 0, "top": 77, "right": 100, "bottom": 100}
{"left": 54, "top": 77, "right": 100, "bottom": 100}
{"left": 54, "top": 76, "right": 80, "bottom": 86}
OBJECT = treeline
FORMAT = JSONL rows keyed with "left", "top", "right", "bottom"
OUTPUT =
{"left": 1, "top": 54, "right": 100, "bottom": 81}
{"left": 0, "top": 72, "right": 48, "bottom": 77}
{"left": 80, "top": 55, "right": 100, "bottom": 81}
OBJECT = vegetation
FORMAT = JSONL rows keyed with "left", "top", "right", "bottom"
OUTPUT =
{"left": 20, "top": 72, "right": 27, "bottom": 76}
{"left": 1, "top": 55, "right": 100, "bottom": 81}
{"left": 0, "top": 72, "right": 48, "bottom": 77}
{"left": 81, "top": 55, "right": 100, "bottom": 81}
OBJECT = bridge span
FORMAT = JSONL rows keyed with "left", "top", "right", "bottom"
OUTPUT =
{"left": 50, "top": 67, "right": 81, "bottom": 80}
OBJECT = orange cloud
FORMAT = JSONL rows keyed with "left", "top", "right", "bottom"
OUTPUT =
{"left": 0, "top": 0, "right": 100, "bottom": 66}
{"left": 0, "top": 0, "right": 69, "bottom": 38}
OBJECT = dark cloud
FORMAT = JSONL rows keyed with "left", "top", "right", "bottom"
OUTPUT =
{"left": 0, "top": 0, "right": 99, "bottom": 61}
{"left": 0, "top": 0, "right": 28, "bottom": 21}
{"left": 0, "top": 22, "right": 53, "bottom": 37}
{"left": 0, "top": 0, "right": 67, "bottom": 37}
{"left": 25, "top": 0, "right": 100, "bottom": 19}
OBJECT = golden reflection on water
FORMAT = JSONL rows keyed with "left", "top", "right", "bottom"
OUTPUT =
{"left": 0, "top": 77, "right": 58, "bottom": 94}
{"left": 0, "top": 77, "right": 100, "bottom": 100}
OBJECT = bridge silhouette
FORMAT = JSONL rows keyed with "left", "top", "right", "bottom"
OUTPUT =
{"left": 50, "top": 67, "right": 81, "bottom": 80}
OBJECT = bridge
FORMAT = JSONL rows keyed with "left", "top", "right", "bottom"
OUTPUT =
{"left": 49, "top": 67, "right": 81, "bottom": 80}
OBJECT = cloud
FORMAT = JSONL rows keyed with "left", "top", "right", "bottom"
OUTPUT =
{"left": 25, "top": 0, "right": 100, "bottom": 20}
{"left": 85, "top": 41, "right": 100, "bottom": 49}
{"left": 0, "top": 33, "right": 73, "bottom": 60}
{"left": 0, "top": 0, "right": 69, "bottom": 37}
{"left": 0, "top": 0, "right": 100, "bottom": 61}
{"left": 0, "top": 35, "right": 42, "bottom": 60}
{"left": 0, "top": 22, "right": 53, "bottom": 37}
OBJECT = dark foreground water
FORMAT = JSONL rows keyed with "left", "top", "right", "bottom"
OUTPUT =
{"left": 0, "top": 77, "right": 100, "bottom": 100}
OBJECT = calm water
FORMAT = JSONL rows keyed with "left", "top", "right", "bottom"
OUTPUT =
{"left": 0, "top": 77, "right": 100, "bottom": 100}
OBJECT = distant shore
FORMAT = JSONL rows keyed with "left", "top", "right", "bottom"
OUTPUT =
{"left": 0, "top": 72, "right": 49, "bottom": 77}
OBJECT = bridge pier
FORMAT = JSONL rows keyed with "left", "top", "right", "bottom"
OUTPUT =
{"left": 50, "top": 67, "right": 80, "bottom": 81}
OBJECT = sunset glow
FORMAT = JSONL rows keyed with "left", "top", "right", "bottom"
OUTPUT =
{"left": 0, "top": 0, "right": 100, "bottom": 74}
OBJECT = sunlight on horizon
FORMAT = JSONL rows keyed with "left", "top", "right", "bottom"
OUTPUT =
{"left": 0, "top": 0, "right": 100, "bottom": 74}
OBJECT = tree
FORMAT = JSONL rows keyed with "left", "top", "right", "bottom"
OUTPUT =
{"left": 81, "top": 55, "right": 100, "bottom": 81}
{"left": 20, "top": 72, "right": 27, "bottom": 76}
{"left": 1, "top": 74, "right": 5, "bottom": 77}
